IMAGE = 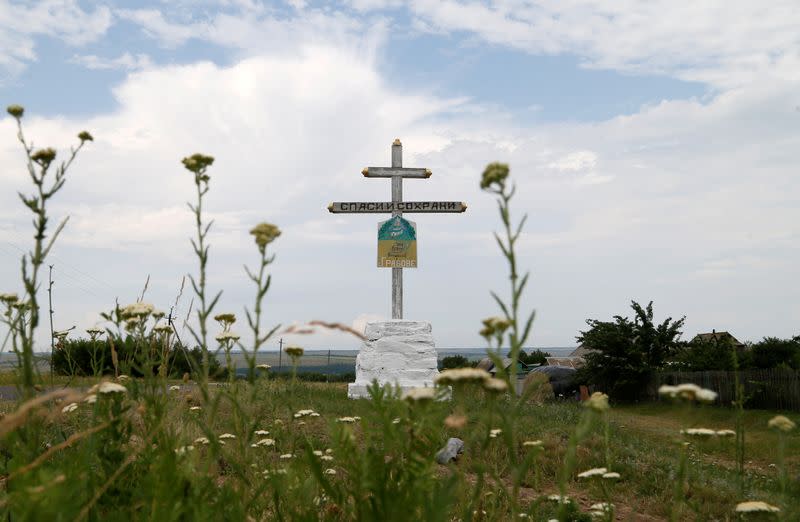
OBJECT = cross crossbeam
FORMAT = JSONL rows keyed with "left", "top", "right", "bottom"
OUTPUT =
{"left": 328, "top": 139, "right": 466, "bottom": 319}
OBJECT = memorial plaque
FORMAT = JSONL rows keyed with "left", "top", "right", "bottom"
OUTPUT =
{"left": 377, "top": 216, "right": 417, "bottom": 268}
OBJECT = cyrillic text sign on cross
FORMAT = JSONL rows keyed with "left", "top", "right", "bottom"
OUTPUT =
{"left": 328, "top": 139, "right": 467, "bottom": 320}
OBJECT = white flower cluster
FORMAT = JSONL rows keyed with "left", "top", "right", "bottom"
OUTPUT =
{"left": 681, "top": 428, "right": 736, "bottom": 438}
{"left": 294, "top": 409, "right": 319, "bottom": 419}
{"left": 767, "top": 415, "right": 796, "bottom": 433}
{"left": 658, "top": 383, "right": 717, "bottom": 403}
{"left": 489, "top": 428, "right": 502, "bottom": 439}
{"left": 404, "top": 387, "right": 436, "bottom": 402}
{"left": 251, "top": 438, "right": 275, "bottom": 448}
{"left": 88, "top": 381, "right": 127, "bottom": 395}
{"left": 734, "top": 501, "right": 780, "bottom": 513}
{"left": 215, "top": 331, "right": 241, "bottom": 342}
{"left": 121, "top": 302, "right": 154, "bottom": 318}
{"left": 577, "top": 467, "right": 620, "bottom": 480}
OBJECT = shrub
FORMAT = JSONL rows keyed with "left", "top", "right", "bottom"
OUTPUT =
{"left": 439, "top": 355, "right": 470, "bottom": 370}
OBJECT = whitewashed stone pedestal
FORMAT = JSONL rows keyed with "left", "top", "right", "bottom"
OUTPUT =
{"left": 347, "top": 320, "right": 439, "bottom": 399}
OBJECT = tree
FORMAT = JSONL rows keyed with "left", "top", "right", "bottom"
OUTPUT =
{"left": 675, "top": 337, "right": 743, "bottom": 371}
{"left": 440, "top": 355, "right": 470, "bottom": 370}
{"left": 518, "top": 349, "right": 550, "bottom": 366}
{"left": 575, "top": 301, "right": 685, "bottom": 400}
{"left": 750, "top": 336, "right": 800, "bottom": 369}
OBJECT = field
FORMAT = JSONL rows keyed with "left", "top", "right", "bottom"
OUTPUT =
{"left": 0, "top": 375, "right": 797, "bottom": 520}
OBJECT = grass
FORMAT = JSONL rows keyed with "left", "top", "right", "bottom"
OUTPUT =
{"left": 0, "top": 377, "right": 796, "bottom": 520}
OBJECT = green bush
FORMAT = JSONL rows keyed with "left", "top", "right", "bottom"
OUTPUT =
{"left": 439, "top": 355, "right": 470, "bottom": 370}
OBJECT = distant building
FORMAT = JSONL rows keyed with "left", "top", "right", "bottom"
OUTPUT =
{"left": 691, "top": 330, "right": 746, "bottom": 350}
{"left": 545, "top": 357, "right": 585, "bottom": 369}
{"left": 476, "top": 357, "right": 531, "bottom": 376}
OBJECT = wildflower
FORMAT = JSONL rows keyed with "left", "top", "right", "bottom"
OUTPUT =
{"left": 734, "top": 501, "right": 780, "bottom": 513}
{"left": 175, "top": 445, "right": 194, "bottom": 455}
{"left": 392, "top": 418, "right": 401, "bottom": 424}
{"left": 716, "top": 429, "right": 736, "bottom": 437}
{"left": 489, "top": 428, "right": 502, "bottom": 438}
{"left": 189, "top": 406, "right": 202, "bottom": 412}
{"left": 435, "top": 367, "right": 491, "bottom": 385}
{"left": 214, "top": 313, "right": 236, "bottom": 326}
{"left": 31, "top": 148, "right": 56, "bottom": 168}
{"left": 444, "top": 414, "right": 468, "bottom": 429}
{"left": 483, "top": 377, "right": 508, "bottom": 393}
{"left": 152, "top": 309, "right": 165, "bottom": 319}
{"left": 325, "top": 448, "right": 333, "bottom": 454}
{"left": 480, "top": 162, "right": 510, "bottom": 190}
{"left": 284, "top": 346, "right": 304, "bottom": 358}
{"left": 86, "top": 327, "right": 105, "bottom": 336}
{"left": 257, "top": 364, "right": 271, "bottom": 370}
{"left": 602, "top": 472, "right": 620, "bottom": 480}
{"left": 250, "top": 222, "right": 281, "bottom": 249}
{"left": 116, "top": 375, "right": 130, "bottom": 383}
{"left": 181, "top": 153, "right": 214, "bottom": 175}
{"left": 324, "top": 468, "right": 336, "bottom": 475}
{"left": 53, "top": 330, "right": 70, "bottom": 340}
{"left": 84, "top": 394, "right": 97, "bottom": 404}
{"left": 153, "top": 324, "right": 172, "bottom": 334}
{"left": 61, "top": 402, "right": 78, "bottom": 414}
{"left": 0, "top": 293, "right": 19, "bottom": 304}
{"left": 767, "top": 415, "right": 796, "bottom": 433}
{"left": 77, "top": 131, "right": 93, "bottom": 142}
{"left": 696, "top": 388, "right": 718, "bottom": 403}
{"left": 218, "top": 433, "right": 236, "bottom": 440}
{"left": 121, "top": 302, "right": 154, "bottom": 318}
{"left": 313, "top": 450, "right": 323, "bottom": 457}
{"left": 279, "top": 453, "right": 294, "bottom": 459}
{"left": 89, "top": 381, "right": 127, "bottom": 394}
{"left": 124, "top": 318, "right": 140, "bottom": 332}
{"left": 295, "top": 409, "right": 316, "bottom": 418}
{"left": 254, "top": 429, "right": 270, "bottom": 436}
{"left": 215, "top": 331, "right": 240, "bottom": 342}
{"left": 6, "top": 105, "right": 24, "bottom": 118}
{"left": 404, "top": 387, "right": 436, "bottom": 402}
{"left": 589, "top": 503, "right": 613, "bottom": 514}
{"left": 309, "top": 412, "right": 320, "bottom": 417}
{"left": 169, "top": 385, "right": 180, "bottom": 391}
{"left": 320, "top": 455, "right": 333, "bottom": 461}
{"left": 253, "top": 438, "right": 275, "bottom": 447}
{"left": 681, "top": 428, "right": 716, "bottom": 438}
{"left": 585, "top": 392, "right": 609, "bottom": 412}
{"left": 523, "top": 440, "right": 543, "bottom": 448}
{"left": 577, "top": 467, "right": 608, "bottom": 479}
{"left": 547, "top": 494, "right": 571, "bottom": 504}
{"left": 658, "top": 385, "right": 679, "bottom": 398}
{"left": 194, "top": 437, "right": 210, "bottom": 445}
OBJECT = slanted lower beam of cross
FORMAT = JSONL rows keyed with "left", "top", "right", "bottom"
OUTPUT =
{"left": 328, "top": 139, "right": 467, "bottom": 320}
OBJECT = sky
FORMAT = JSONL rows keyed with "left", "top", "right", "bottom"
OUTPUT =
{"left": 0, "top": 0, "right": 798, "bottom": 352}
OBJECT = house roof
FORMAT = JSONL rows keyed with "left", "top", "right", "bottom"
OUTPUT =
{"left": 545, "top": 357, "right": 585, "bottom": 369}
{"left": 569, "top": 345, "right": 595, "bottom": 357}
{"left": 692, "top": 331, "right": 745, "bottom": 347}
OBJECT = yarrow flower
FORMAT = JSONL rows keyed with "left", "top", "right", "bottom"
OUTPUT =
{"left": 546, "top": 494, "right": 572, "bottom": 504}
{"left": 435, "top": 367, "right": 491, "bottom": 386}
{"left": 6, "top": 105, "right": 24, "bottom": 118}
{"left": 252, "top": 438, "right": 275, "bottom": 447}
{"left": 284, "top": 346, "right": 304, "bottom": 358}
{"left": 175, "top": 445, "right": 194, "bottom": 455}
{"left": 189, "top": 406, "right": 202, "bottom": 412}
{"left": 294, "top": 409, "right": 316, "bottom": 418}
{"left": 585, "top": 392, "right": 610, "bottom": 412}
{"left": 479, "top": 316, "right": 512, "bottom": 340}
{"left": 215, "top": 331, "right": 241, "bottom": 343}
{"left": 169, "top": 385, "right": 181, "bottom": 391}
{"left": 489, "top": 428, "right": 502, "bottom": 439}
{"left": 483, "top": 377, "right": 508, "bottom": 393}
{"left": 279, "top": 453, "right": 294, "bottom": 459}
{"left": 86, "top": 327, "right": 105, "bottom": 337}
{"left": 218, "top": 433, "right": 236, "bottom": 440}
{"left": 337, "top": 416, "right": 357, "bottom": 423}
{"left": 181, "top": 153, "right": 214, "bottom": 176}
{"left": 250, "top": 222, "right": 281, "bottom": 249}
{"left": 480, "top": 162, "right": 510, "bottom": 191}
{"left": 121, "top": 302, "right": 155, "bottom": 318}
{"left": 254, "top": 429, "right": 270, "bottom": 436}
{"left": 324, "top": 468, "right": 336, "bottom": 475}
{"left": 577, "top": 467, "right": 608, "bottom": 479}
{"left": 734, "top": 501, "right": 780, "bottom": 513}
{"left": 716, "top": 429, "right": 736, "bottom": 437}
{"left": 194, "top": 437, "right": 210, "bottom": 445}
{"left": 522, "top": 440, "right": 543, "bottom": 448}
{"left": 214, "top": 313, "right": 236, "bottom": 327}
{"left": 257, "top": 364, "right": 271, "bottom": 371}
{"left": 153, "top": 324, "right": 172, "bottom": 334}
{"left": 404, "top": 387, "right": 436, "bottom": 402}
{"left": 0, "top": 293, "right": 19, "bottom": 304}
{"left": 602, "top": 472, "right": 620, "bottom": 480}
{"left": 681, "top": 428, "right": 717, "bottom": 438}
{"left": 89, "top": 382, "right": 127, "bottom": 394}
{"left": 321, "top": 455, "right": 334, "bottom": 462}
{"left": 659, "top": 383, "right": 717, "bottom": 403}
{"left": 61, "top": 402, "right": 78, "bottom": 414}
{"left": 767, "top": 415, "right": 796, "bottom": 433}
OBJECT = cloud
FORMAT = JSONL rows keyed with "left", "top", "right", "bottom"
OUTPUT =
{"left": 69, "top": 52, "right": 153, "bottom": 71}
{"left": 377, "top": 0, "right": 800, "bottom": 88}
{"left": 0, "top": 0, "right": 112, "bottom": 78}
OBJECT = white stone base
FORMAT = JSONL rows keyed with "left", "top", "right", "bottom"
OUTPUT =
{"left": 347, "top": 320, "right": 440, "bottom": 399}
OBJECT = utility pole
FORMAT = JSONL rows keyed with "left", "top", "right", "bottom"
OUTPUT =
{"left": 278, "top": 338, "right": 283, "bottom": 371}
{"left": 48, "top": 265, "right": 55, "bottom": 381}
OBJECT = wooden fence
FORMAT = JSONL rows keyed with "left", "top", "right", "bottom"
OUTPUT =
{"left": 654, "top": 369, "right": 800, "bottom": 411}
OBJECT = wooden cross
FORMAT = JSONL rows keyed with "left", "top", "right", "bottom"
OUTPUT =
{"left": 328, "top": 139, "right": 467, "bottom": 320}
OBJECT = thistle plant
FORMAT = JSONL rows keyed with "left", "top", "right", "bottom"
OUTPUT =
{"left": 182, "top": 153, "right": 220, "bottom": 389}
{"left": 242, "top": 222, "right": 281, "bottom": 383}
{"left": 6, "top": 105, "right": 93, "bottom": 396}
{"left": 284, "top": 345, "right": 304, "bottom": 383}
